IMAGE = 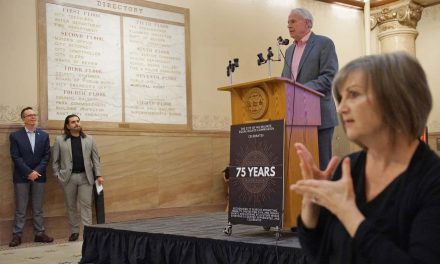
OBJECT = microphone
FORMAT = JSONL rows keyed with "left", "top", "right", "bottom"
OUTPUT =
{"left": 226, "top": 58, "right": 239, "bottom": 83}
{"left": 232, "top": 58, "right": 239, "bottom": 68}
{"left": 277, "top": 36, "right": 289, "bottom": 45}
{"left": 267, "top": 47, "right": 274, "bottom": 60}
{"left": 226, "top": 58, "right": 239, "bottom": 76}
{"left": 257, "top": 53, "right": 265, "bottom": 66}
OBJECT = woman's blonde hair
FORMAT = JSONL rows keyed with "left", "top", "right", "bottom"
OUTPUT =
{"left": 333, "top": 51, "right": 431, "bottom": 145}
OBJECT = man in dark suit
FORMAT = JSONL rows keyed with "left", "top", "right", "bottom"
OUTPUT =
{"left": 9, "top": 107, "right": 53, "bottom": 247}
{"left": 281, "top": 8, "right": 339, "bottom": 170}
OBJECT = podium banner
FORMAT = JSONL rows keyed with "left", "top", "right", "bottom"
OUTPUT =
{"left": 228, "top": 120, "right": 284, "bottom": 227}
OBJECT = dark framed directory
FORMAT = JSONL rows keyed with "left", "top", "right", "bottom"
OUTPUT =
{"left": 38, "top": 0, "right": 191, "bottom": 130}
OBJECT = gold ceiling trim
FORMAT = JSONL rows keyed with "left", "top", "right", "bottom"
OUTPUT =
{"left": 318, "top": 0, "right": 401, "bottom": 9}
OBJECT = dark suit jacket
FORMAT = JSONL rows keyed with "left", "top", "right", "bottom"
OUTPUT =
{"left": 10, "top": 128, "right": 51, "bottom": 183}
{"left": 281, "top": 32, "right": 339, "bottom": 129}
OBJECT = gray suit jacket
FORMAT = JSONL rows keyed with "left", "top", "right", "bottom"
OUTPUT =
{"left": 52, "top": 134, "right": 101, "bottom": 185}
{"left": 281, "top": 32, "right": 339, "bottom": 129}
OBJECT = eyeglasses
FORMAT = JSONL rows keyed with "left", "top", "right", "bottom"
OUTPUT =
{"left": 24, "top": 114, "right": 37, "bottom": 118}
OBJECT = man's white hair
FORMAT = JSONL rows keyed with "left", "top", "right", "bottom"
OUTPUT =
{"left": 290, "top": 8, "right": 313, "bottom": 29}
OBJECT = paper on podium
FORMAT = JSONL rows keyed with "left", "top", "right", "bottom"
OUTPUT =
{"left": 95, "top": 179, "right": 103, "bottom": 195}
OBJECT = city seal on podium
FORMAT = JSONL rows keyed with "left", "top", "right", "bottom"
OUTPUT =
{"left": 244, "top": 87, "right": 268, "bottom": 120}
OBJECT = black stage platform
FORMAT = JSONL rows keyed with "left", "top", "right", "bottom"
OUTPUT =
{"left": 80, "top": 212, "right": 305, "bottom": 264}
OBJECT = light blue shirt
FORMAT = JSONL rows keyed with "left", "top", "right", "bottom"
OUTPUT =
{"left": 25, "top": 128, "right": 36, "bottom": 153}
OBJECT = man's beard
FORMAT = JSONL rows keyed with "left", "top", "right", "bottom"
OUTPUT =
{"left": 71, "top": 127, "right": 82, "bottom": 133}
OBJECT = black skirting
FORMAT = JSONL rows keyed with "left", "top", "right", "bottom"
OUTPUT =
{"left": 80, "top": 212, "right": 305, "bottom": 264}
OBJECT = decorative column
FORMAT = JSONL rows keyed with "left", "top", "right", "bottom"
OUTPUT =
{"left": 371, "top": 0, "right": 423, "bottom": 55}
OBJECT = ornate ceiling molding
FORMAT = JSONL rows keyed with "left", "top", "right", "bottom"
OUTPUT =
{"left": 371, "top": 1, "right": 423, "bottom": 29}
{"left": 317, "top": 0, "right": 398, "bottom": 9}
{"left": 318, "top": 0, "right": 439, "bottom": 9}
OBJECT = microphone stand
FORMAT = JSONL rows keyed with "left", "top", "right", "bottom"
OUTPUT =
{"left": 226, "top": 58, "right": 239, "bottom": 85}
{"left": 228, "top": 68, "right": 233, "bottom": 85}
{"left": 257, "top": 37, "right": 289, "bottom": 78}
{"left": 276, "top": 42, "right": 283, "bottom": 62}
{"left": 266, "top": 47, "right": 275, "bottom": 77}
{"left": 267, "top": 59, "right": 272, "bottom": 77}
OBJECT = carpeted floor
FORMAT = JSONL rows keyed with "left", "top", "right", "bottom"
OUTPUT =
{"left": 0, "top": 239, "right": 82, "bottom": 264}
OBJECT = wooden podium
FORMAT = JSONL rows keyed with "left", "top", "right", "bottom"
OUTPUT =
{"left": 218, "top": 77, "right": 323, "bottom": 228}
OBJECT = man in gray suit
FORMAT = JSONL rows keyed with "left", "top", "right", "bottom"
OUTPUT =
{"left": 52, "top": 114, "right": 104, "bottom": 241}
{"left": 281, "top": 8, "right": 339, "bottom": 170}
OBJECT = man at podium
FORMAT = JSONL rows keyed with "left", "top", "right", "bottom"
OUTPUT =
{"left": 281, "top": 7, "right": 339, "bottom": 170}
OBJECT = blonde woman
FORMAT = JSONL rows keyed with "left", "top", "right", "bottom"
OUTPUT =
{"left": 291, "top": 52, "right": 440, "bottom": 264}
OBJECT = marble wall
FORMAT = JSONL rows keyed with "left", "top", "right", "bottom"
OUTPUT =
{"left": 417, "top": 4, "right": 440, "bottom": 131}
{"left": 0, "top": 0, "right": 364, "bottom": 129}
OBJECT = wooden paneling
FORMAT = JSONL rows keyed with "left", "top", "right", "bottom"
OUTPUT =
{"left": 428, "top": 132, "right": 440, "bottom": 155}
{"left": 0, "top": 129, "right": 229, "bottom": 245}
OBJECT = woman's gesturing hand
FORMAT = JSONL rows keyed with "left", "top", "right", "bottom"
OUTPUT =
{"left": 291, "top": 155, "right": 364, "bottom": 236}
